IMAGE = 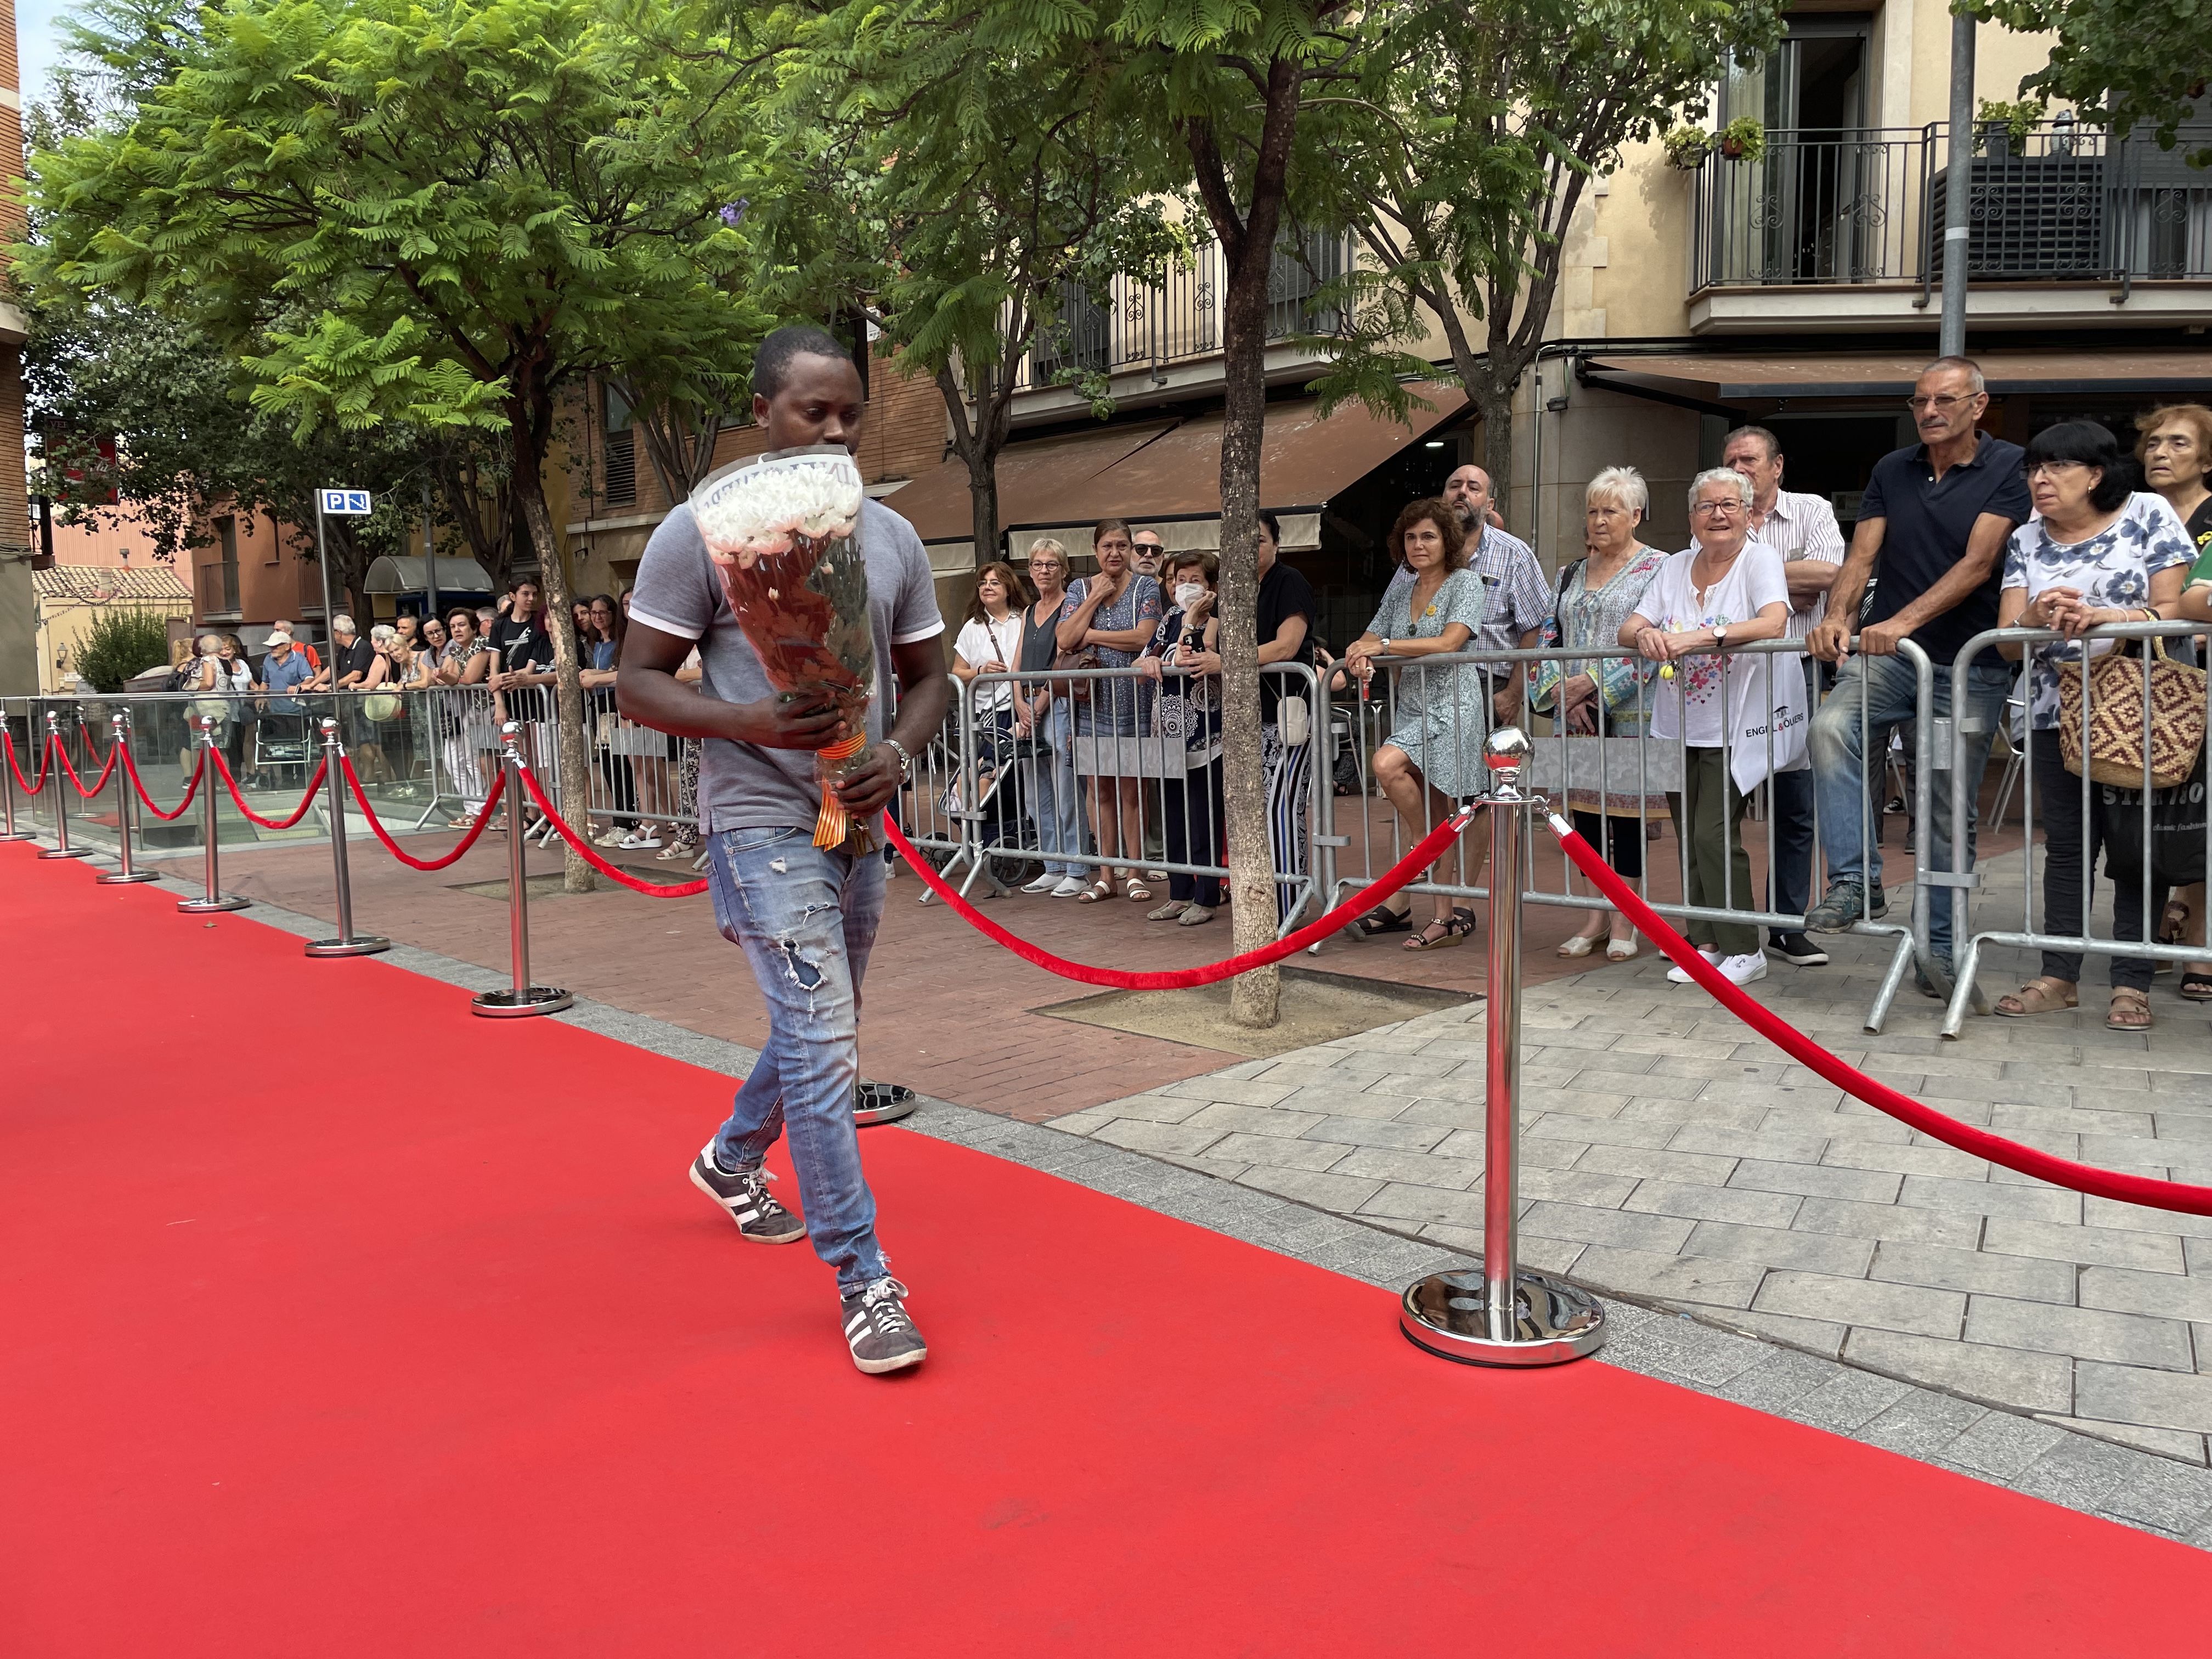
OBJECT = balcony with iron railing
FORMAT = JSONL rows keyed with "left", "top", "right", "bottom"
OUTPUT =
{"left": 1008, "top": 231, "right": 1358, "bottom": 411}
{"left": 1687, "top": 120, "right": 2212, "bottom": 330}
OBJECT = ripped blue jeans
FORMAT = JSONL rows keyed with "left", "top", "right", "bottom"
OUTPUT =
{"left": 705, "top": 825, "right": 889, "bottom": 1293}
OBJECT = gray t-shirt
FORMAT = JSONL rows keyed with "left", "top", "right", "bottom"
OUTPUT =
{"left": 627, "top": 495, "right": 944, "bottom": 834}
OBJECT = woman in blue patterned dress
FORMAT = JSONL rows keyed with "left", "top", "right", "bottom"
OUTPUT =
{"left": 1995, "top": 421, "right": 2195, "bottom": 1030}
{"left": 1340, "top": 498, "right": 1489, "bottom": 951}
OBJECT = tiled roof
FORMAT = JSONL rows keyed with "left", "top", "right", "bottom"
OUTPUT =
{"left": 32, "top": 565, "right": 193, "bottom": 603}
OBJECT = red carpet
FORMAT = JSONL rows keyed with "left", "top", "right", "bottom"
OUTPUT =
{"left": 3, "top": 844, "right": 2206, "bottom": 1656}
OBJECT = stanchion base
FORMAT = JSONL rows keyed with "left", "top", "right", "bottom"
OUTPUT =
{"left": 178, "top": 894, "right": 251, "bottom": 913}
{"left": 306, "top": 936, "right": 392, "bottom": 958}
{"left": 471, "top": 986, "right": 574, "bottom": 1019}
{"left": 1400, "top": 1268, "right": 1608, "bottom": 1368}
{"left": 37, "top": 846, "right": 94, "bottom": 860}
{"left": 854, "top": 1082, "right": 917, "bottom": 1126}
{"left": 97, "top": 870, "right": 161, "bottom": 885}
{"left": 0, "top": 828, "right": 37, "bottom": 842}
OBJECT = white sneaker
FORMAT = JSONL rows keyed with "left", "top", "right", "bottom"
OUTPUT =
{"left": 1022, "top": 874, "right": 1059, "bottom": 894}
{"left": 1665, "top": 950, "right": 1722, "bottom": 985}
{"left": 1051, "top": 876, "right": 1086, "bottom": 898}
{"left": 1717, "top": 952, "right": 1769, "bottom": 986}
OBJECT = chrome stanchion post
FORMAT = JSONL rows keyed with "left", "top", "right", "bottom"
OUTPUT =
{"left": 471, "top": 721, "right": 572, "bottom": 1017}
{"left": 0, "top": 704, "right": 35, "bottom": 841}
{"left": 97, "top": 712, "right": 157, "bottom": 885}
{"left": 37, "top": 710, "right": 93, "bottom": 860}
{"left": 304, "top": 715, "right": 391, "bottom": 958}
{"left": 1401, "top": 727, "right": 1607, "bottom": 1367}
{"left": 178, "top": 716, "right": 248, "bottom": 913}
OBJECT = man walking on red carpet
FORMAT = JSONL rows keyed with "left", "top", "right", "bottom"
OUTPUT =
{"left": 617, "top": 325, "right": 950, "bottom": 1375}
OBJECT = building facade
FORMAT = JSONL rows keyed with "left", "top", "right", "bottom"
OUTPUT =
{"left": 0, "top": 0, "right": 35, "bottom": 695}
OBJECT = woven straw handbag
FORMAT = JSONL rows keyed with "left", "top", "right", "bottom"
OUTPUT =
{"left": 2057, "top": 639, "right": 2207, "bottom": 789}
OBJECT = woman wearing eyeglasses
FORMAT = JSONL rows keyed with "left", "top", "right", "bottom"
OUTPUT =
{"left": 1998, "top": 422, "right": 2193, "bottom": 1029}
{"left": 1620, "top": 467, "right": 1795, "bottom": 988}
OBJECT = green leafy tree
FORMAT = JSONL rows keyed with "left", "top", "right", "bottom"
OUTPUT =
{"left": 24, "top": 298, "right": 433, "bottom": 619}
{"left": 804, "top": 4, "right": 1186, "bottom": 557}
{"left": 30, "top": 0, "right": 787, "bottom": 888}
{"left": 1306, "top": 0, "right": 1782, "bottom": 512}
{"left": 1968, "top": 0, "right": 2210, "bottom": 162}
{"left": 1105, "top": 0, "right": 1370, "bottom": 1027}
{"left": 71, "top": 606, "right": 173, "bottom": 692}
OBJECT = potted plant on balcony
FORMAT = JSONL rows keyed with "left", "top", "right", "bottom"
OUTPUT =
{"left": 1716, "top": 117, "right": 1766, "bottom": 162}
{"left": 1663, "top": 125, "right": 1712, "bottom": 169}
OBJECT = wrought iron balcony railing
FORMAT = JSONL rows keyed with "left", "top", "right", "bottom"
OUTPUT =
{"left": 1013, "top": 231, "right": 1356, "bottom": 394}
{"left": 1690, "top": 121, "right": 2212, "bottom": 300}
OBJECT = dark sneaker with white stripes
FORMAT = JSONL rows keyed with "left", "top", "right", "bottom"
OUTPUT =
{"left": 841, "top": 1277, "right": 928, "bottom": 1375}
{"left": 689, "top": 1146, "right": 807, "bottom": 1244}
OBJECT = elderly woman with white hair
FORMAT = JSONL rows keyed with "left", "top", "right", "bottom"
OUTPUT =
{"left": 1618, "top": 466, "right": 1796, "bottom": 986}
{"left": 1531, "top": 466, "right": 1669, "bottom": 960}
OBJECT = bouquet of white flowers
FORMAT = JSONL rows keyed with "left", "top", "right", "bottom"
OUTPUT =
{"left": 689, "top": 446, "right": 876, "bottom": 849}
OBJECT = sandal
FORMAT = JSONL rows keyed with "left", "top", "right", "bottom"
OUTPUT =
{"left": 2180, "top": 972, "right": 2212, "bottom": 1002}
{"left": 1606, "top": 937, "right": 1639, "bottom": 962}
{"left": 1147, "top": 899, "right": 1189, "bottom": 921}
{"left": 1404, "top": 910, "right": 1477, "bottom": 952}
{"left": 1076, "top": 878, "right": 1114, "bottom": 904}
{"left": 1126, "top": 878, "right": 1153, "bottom": 902}
{"left": 2108, "top": 987, "right": 2153, "bottom": 1031}
{"left": 1558, "top": 930, "right": 1605, "bottom": 958}
{"left": 1344, "top": 903, "right": 1412, "bottom": 940}
{"left": 1993, "top": 975, "right": 2079, "bottom": 1018}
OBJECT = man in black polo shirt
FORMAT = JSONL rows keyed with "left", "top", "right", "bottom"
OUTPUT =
{"left": 1804, "top": 357, "right": 2030, "bottom": 978}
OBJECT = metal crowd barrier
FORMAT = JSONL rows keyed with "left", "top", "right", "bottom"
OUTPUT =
{"left": 929, "top": 661, "right": 1325, "bottom": 938}
{"left": 1308, "top": 635, "right": 1945, "bottom": 1032}
{"left": 1941, "top": 619, "right": 2212, "bottom": 1037}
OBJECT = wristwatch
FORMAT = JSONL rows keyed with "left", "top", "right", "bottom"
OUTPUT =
{"left": 882, "top": 737, "right": 914, "bottom": 781}
{"left": 1712, "top": 623, "right": 1729, "bottom": 649}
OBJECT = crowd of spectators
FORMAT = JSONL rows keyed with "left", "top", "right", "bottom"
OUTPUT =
{"left": 927, "top": 362, "right": 2212, "bottom": 1034}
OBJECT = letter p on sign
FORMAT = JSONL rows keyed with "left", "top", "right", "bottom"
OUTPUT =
{"left": 320, "top": 488, "right": 373, "bottom": 516}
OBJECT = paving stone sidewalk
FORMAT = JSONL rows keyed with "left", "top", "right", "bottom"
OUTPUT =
{"left": 1050, "top": 852, "right": 2212, "bottom": 1469}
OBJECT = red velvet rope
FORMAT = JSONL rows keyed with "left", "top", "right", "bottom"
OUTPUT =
{"left": 341, "top": 757, "right": 506, "bottom": 871}
{"left": 4, "top": 731, "right": 51, "bottom": 794}
{"left": 121, "top": 747, "right": 207, "bottom": 821}
{"left": 1549, "top": 814, "right": 2212, "bottom": 1217}
{"left": 882, "top": 807, "right": 1479, "bottom": 990}
{"left": 514, "top": 766, "right": 709, "bottom": 897}
{"left": 210, "top": 749, "right": 329, "bottom": 831}
{"left": 53, "top": 740, "right": 118, "bottom": 799}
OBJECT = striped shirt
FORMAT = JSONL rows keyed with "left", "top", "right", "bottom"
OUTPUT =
{"left": 1746, "top": 488, "right": 1848, "bottom": 640}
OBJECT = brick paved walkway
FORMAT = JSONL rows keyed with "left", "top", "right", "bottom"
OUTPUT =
{"left": 132, "top": 813, "right": 1622, "bottom": 1121}
{"left": 1051, "top": 844, "right": 2212, "bottom": 1468}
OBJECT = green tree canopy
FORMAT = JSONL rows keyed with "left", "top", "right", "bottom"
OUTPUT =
{"left": 27, "top": 0, "right": 791, "bottom": 884}
{"left": 1969, "top": 0, "right": 2210, "bottom": 162}
{"left": 1305, "top": 0, "right": 1782, "bottom": 508}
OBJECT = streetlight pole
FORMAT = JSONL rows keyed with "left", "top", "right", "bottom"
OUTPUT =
{"left": 1939, "top": 12, "right": 1977, "bottom": 358}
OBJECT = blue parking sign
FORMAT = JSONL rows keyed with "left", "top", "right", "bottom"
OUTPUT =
{"left": 320, "top": 487, "right": 373, "bottom": 516}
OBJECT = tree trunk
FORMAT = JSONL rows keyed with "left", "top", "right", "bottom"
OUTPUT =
{"left": 1472, "top": 376, "right": 1516, "bottom": 537}
{"left": 967, "top": 453, "right": 1000, "bottom": 566}
{"left": 512, "top": 438, "right": 595, "bottom": 894}
{"left": 1188, "top": 75, "right": 1302, "bottom": 1031}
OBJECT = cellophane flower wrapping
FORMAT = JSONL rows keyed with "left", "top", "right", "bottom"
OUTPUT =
{"left": 689, "top": 447, "right": 877, "bottom": 850}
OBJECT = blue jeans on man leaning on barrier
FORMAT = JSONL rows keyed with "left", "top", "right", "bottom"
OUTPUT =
{"left": 705, "top": 825, "right": 889, "bottom": 1293}
{"left": 1807, "top": 652, "right": 2012, "bottom": 966}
